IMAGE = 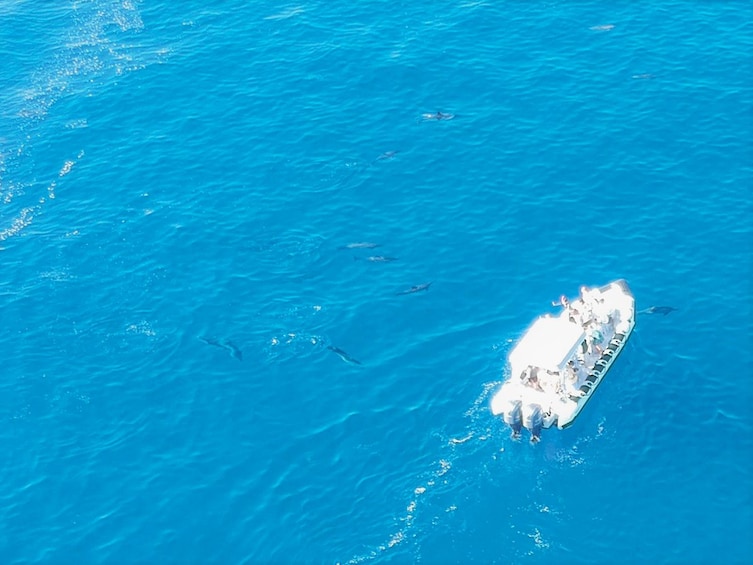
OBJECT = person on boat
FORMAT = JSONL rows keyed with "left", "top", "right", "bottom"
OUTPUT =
{"left": 544, "top": 370, "right": 564, "bottom": 395}
{"left": 554, "top": 294, "right": 583, "bottom": 324}
{"left": 581, "top": 303, "right": 597, "bottom": 326}
{"left": 570, "top": 356, "right": 585, "bottom": 379}
{"left": 520, "top": 366, "right": 531, "bottom": 383}
{"left": 587, "top": 327, "right": 604, "bottom": 355}
{"left": 567, "top": 304, "right": 581, "bottom": 324}
{"left": 565, "top": 360, "right": 578, "bottom": 383}
{"left": 578, "top": 286, "right": 596, "bottom": 323}
{"left": 598, "top": 309, "right": 611, "bottom": 327}
{"left": 580, "top": 286, "right": 594, "bottom": 303}
{"left": 522, "top": 367, "right": 544, "bottom": 391}
{"left": 563, "top": 363, "right": 583, "bottom": 398}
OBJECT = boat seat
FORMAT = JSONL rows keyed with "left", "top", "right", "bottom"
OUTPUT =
{"left": 614, "top": 333, "right": 625, "bottom": 340}
{"left": 586, "top": 375, "right": 598, "bottom": 384}
{"left": 596, "top": 359, "right": 609, "bottom": 367}
{"left": 579, "top": 384, "right": 591, "bottom": 394}
{"left": 603, "top": 349, "right": 615, "bottom": 356}
{"left": 593, "top": 365, "right": 605, "bottom": 374}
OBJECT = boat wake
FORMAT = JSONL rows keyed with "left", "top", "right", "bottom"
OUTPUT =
{"left": 341, "top": 451, "right": 458, "bottom": 565}
{"left": 340, "top": 378, "right": 612, "bottom": 564}
{"left": 0, "top": 0, "right": 159, "bottom": 246}
{"left": 340, "top": 381, "right": 500, "bottom": 564}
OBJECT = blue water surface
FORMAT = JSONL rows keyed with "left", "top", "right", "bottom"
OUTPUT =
{"left": 1, "top": 1, "right": 752, "bottom": 563}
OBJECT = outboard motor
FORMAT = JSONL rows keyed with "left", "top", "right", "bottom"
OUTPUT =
{"left": 522, "top": 402, "right": 543, "bottom": 443}
{"left": 502, "top": 399, "right": 523, "bottom": 439}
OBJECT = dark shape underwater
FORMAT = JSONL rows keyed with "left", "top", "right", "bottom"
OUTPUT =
{"left": 327, "top": 345, "right": 362, "bottom": 365}
{"left": 421, "top": 110, "right": 455, "bottom": 121}
{"left": 376, "top": 150, "right": 399, "bottom": 160}
{"left": 396, "top": 282, "right": 432, "bottom": 295}
{"left": 639, "top": 306, "right": 677, "bottom": 315}
{"left": 199, "top": 336, "right": 243, "bottom": 360}
{"left": 341, "top": 242, "right": 380, "bottom": 250}
{"left": 353, "top": 255, "right": 398, "bottom": 263}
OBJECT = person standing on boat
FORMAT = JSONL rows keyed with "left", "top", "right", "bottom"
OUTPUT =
{"left": 554, "top": 294, "right": 582, "bottom": 324}
{"left": 587, "top": 326, "right": 604, "bottom": 355}
{"left": 580, "top": 286, "right": 595, "bottom": 303}
{"left": 563, "top": 362, "right": 584, "bottom": 398}
{"left": 579, "top": 286, "right": 597, "bottom": 326}
{"left": 522, "top": 367, "right": 544, "bottom": 391}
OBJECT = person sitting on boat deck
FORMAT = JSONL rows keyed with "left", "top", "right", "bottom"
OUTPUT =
{"left": 559, "top": 360, "right": 580, "bottom": 397}
{"left": 519, "top": 366, "right": 531, "bottom": 385}
{"left": 528, "top": 374, "right": 544, "bottom": 392}
{"left": 587, "top": 327, "right": 604, "bottom": 355}
{"left": 566, "top": 360, "right": 578, "bottom": 383}
{"left": 522, "top": 367, "right": 544, "bottom": 391}
{"left": 605, "top": 307, "right": 619, "bottom": 329}
{"left": 542, "top": 369, "right": 563, "bottom": 395}
{"left": 571, "top": 355, "right": 587, "bottom": 377}
{"left": 564, "top": 362, "right": 585, "bottom": 397}
{"left": 552, "top": 295, "right": 569, "bottom": 309}
{"left": 568, "top": 304, "right": 581, "bottom": 324}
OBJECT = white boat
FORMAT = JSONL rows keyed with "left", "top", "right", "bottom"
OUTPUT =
{"left": 490, "top": 279, "right": 635, "bottom": 441}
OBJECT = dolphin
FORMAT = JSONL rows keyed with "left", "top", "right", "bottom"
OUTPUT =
{"left": 639, "top": 306, "right": 677, "bottom": 315}
{"left": 396, "top": 282, "right": 432, "bottom": 295}
{"left": 327, "top": 345, "right": 362, "bottom": 365}
{"left": 224, "top": 341, "right": 243, "bottom": 360}
{"left": 376, "top": 151, "right": 399, "bottom": 160}
{"left": 366, "top": 256, "right": 398, "bottom": 263}
{"left": 351, "top": 255, "right": 398, "bottom": 263}
{"left": 341, "top": 242, "right": 380, "bottom": 249}
{"left": 422, "top": 110, "right": 454, "bottom": 121}
{"left": 199, "top": 336, "right": 243, "bottom": 360}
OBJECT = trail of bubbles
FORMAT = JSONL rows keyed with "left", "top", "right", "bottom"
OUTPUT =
{"left": 261, "top": 302, "right": 364, "bottom": 367}
{"left": 259, "top": 302, "right": 326, "bottom": 362}
{"left": 1, "top": 0, "right": 151, "bottom": 243}
{"left": 0, "top": 206, "right": 35, "bottom": 242}
{"left": 342, "top": 458, "right": 456, "bottom": 565}
{"left": 0, "top": 152, "right": 85, "bottom": 243}
{"left": 342, "top": 380, "right": 501, "bottom": 564}
{"left": 16, "top": 1, "right": 145, "bottom": 127}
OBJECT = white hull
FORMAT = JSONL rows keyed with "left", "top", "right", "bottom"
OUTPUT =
{"left": 491, "top": 280, "right": 635, "bottom": 440}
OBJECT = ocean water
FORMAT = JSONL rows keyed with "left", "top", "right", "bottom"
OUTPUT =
{"left": 1, "top": 1, "right": 752, "bottom": 563}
